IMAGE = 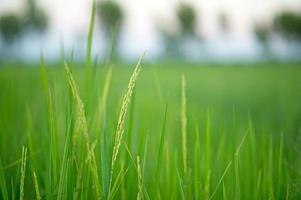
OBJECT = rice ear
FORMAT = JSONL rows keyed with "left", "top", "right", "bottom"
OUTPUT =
{"left": 109, "top": 54, "right": 144, "bottom": 195}
{"left": 64, "top": 61, "right": 102, "bottom": 198}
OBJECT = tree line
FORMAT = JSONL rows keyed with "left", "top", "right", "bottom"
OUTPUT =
{"left": 1, "top": 1, "right": 301, "bottom": 60}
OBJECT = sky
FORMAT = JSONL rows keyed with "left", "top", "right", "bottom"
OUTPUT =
{"left": 0, "top": 0, "right": 301, "bottom": 61}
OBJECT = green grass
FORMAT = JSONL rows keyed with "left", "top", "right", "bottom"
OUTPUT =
{"left": 0, "top": 62, "right": 301, "bottom": 199}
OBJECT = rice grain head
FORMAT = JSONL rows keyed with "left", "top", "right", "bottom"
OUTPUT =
{"left": 109, "top": 54, "right": 144, "bottom": 193}
{"left": 64, "top": 61, "right": 102, "bottom": 198}
{"left": 64, "top": 61, "right": 89, "bottom": 143}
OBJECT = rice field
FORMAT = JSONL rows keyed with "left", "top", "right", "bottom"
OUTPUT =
{"left": 0, "top": 3, "right": 301, "bottom": 198}
{"left": 0, "top": 61, "right": 301, "bottom": 199}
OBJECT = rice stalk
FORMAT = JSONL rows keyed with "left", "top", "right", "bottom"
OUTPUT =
{"left": 204, "top": 170, "right": 211, "bottom": 200}
{"left": 193, "top": 123, "right": 201, "bottom": 199}
{"left": 57, "top": 117, "right": 73, "bottom": 200}
{"left": 92, "top": 66, "right": 113, "bottom": 136}
{"left": 278, "top": 132, "right": 284, "bottom": 194}
{"left": 108, "top": 54, "right": 144, "bottom": 195}
{"left": 286, "top": 183, "right": 289, "bottom": 200}
{"left": 73, "top": 162, "right": 82, "bottom": 200}
{"left": 0, "top": 156, "right": 8, "bottom": 200}
{"left": 120, "top": 161, "right": 126, "bottom": 200}
{"left": 19, "top": 146, "right": 27, "bottom": 200}
{"left": 222, "top": 182, "right": 227, "bottom": 200}
{"left": 137, "top": 156, "right": 143, "bottom": 200}
{"left": 47, "top": 89, "right": 59, "bottom": 186}
{"left": 256, "top": 170, "right": 262, "bottom": 199}
{"left": 181, "top": 75, "right": 188, "bottom": 178}
{"left": 86, "top": 0, "right": 96, "bottom": 91}
{"left": 33, "top": 172, "right": 41, "bottom": 200}
{"left": 142, "top": 135, "right": 149, "bottom": 177}
{"left": 109, "top": 165, "right": 130, "bottom": 200}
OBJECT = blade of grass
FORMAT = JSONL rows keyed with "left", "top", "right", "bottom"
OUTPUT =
{"left": 181, "top": 75, "right": 188, "bottom": 179}
{"left": 209, "top": 129, "right": 250, "bottom": 200}
{"left": 19, "top": 146, "right": 27, "bottom": 200}
{"left": 154, "top": 104, "right": 168, "bottom": 196}
{"left": 222, "top": 182, "right": 227, "bottom": 200}
{"left": 194, "top": 122, "right": 201, "bottom": 199}
{"left": 92, "top": 66, "right": 113, "bottom": 138}
{"left": 142, "top": 135, "right": 149, "bottom": 177}
{"left": 86, "top": 0, "right": 96, "bottom": 91}
{"left": 123, "top": 142, "right": 150, "bottom": 200}
{"left": 0, "top": 157, "right": 8, "bottom": 200}
{"left": 177, "top": 168, "right": 186, "bottom": 200}
{"left": 142, "top": 136, "right": 151, "bottom": 200}
{"left": 151, "top": 66, "right": 164, "bottom": 108}
{"left": 33, "top": 172, "right": 41, "bottom": 200}
{"left": 268, "top": 135, "right": 275, "bottom": 199}
{"left": 204, "top": 109, "right": 211, "bottom": 200}
{"left": 277, "top": 131, "right": 284, "bottom": 198}
{"left": 40, "top": 54, "right": 49, "bottom": 100}
{"left": 57, "top": 117, "right": 73, "bottom": 200}
{"left": 100, "top": 110, "right": 109, "bottom": 199}
{"left": 48, "top": 89, "right": 59, "bottom": 186}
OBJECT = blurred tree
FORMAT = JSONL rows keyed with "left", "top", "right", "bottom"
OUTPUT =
{"left": 254, "top": 23, "right": 273, "bottom": 60}
{"left": 158, "top": 27, "right": 180, "bottom": 59}
{"left": 273, "top": 11, "right": 301, "bottom": 59}
{"left": 218, "top": 12, "right": 230, "bottom": 34}
{"left": 0, "top": 0, "right": 48, "bottom": 59}
{"left": 97, "top": 1, "right": 123, "bottom": 61}
{"left": 175, "top": 3, "right": 203, "bottom": 60}
{"left": 24, "top": 0, "right": 48, "bottom": 33}
{"left": 254, "top": 24, "right": 270, "bottom": 44}
{"left": 176, "top": 3, "right": 197, "bottom": 35}
{"left": 158, "top": 3, "right": 203, "bottom": 60}
{"left": 273, "top": 11, "right": 301, "bottom": 39}
{"left": 0, "top": 14, "right": 22, "bottom": 44}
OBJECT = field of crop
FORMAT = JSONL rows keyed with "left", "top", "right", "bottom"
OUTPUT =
{"left": 0, "top": 61, "right": 301, "bottom": 199}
